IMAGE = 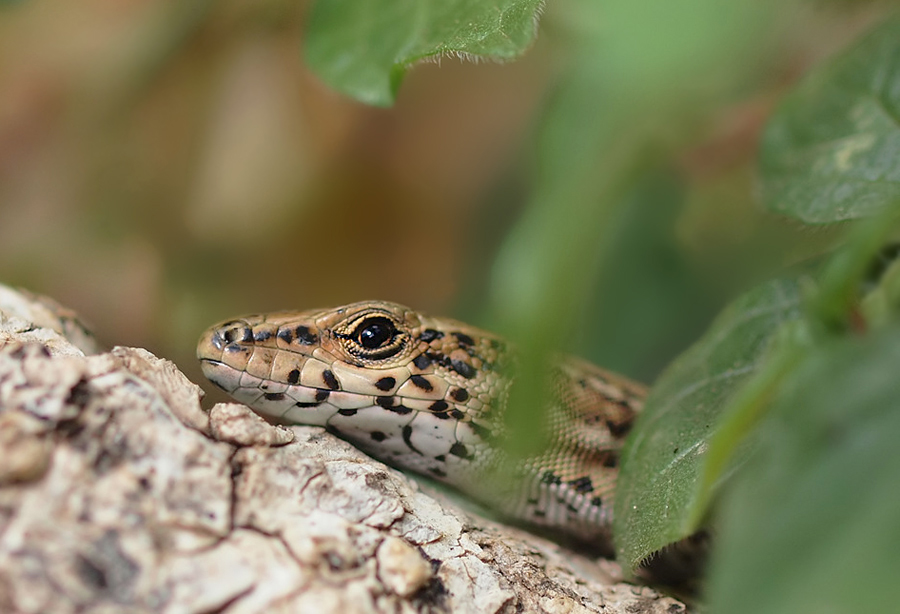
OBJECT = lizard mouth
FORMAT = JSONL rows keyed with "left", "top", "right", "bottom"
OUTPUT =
{"left": 197, "top": 335, "right": 477, "bottom": 474}
{"left": 197, "top": 357, "right": 237, "bottom": 393}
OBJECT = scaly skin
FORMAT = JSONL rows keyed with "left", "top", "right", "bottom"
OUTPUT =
{"left": 197, "top": 301, "right": 645, "bottom": 552}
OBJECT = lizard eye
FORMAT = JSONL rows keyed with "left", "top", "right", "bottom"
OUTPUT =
{"left": 356, "top": 317, "right": 396, "bottom": 349}
{"left": 338, "top": 313, "right": 407, "bottom": 361}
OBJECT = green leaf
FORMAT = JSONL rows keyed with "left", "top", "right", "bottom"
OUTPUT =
{"left": 807, "top": 206, "right": 900, "bottom": 330}
{"left": 688, "top": 319, "right": 810, "bottom": 528}
{"left": 707, "top": 327, "right": 900, "bottom": 614}
{"left": 613, "top": 278, "right": 804, "bottom": 568}
{"left": 486, "top": 0, "right": 783, "bottom": 457}
{"left": 861, "top": 249, "right": 900, "bottom": 326}
{"left": 304, "top": 0, "right": 543, "bottom": 107}
{"left": 760, "top": 15, "right": 900, "bottom": 223}
{"left": 575, "top": 171, "right": 717, "bottom": 382}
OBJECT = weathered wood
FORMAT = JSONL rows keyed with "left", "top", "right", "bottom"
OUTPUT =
{"left": 0, "top": 284, "right": 686, "bottom": 613}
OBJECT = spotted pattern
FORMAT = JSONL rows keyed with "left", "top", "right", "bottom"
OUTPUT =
{"left": 197, "top": 300, "right": 645, "bottom": 551}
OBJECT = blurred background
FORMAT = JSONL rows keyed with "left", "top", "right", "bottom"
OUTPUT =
{"left": 0, "top": 0, "right": 886, "bottom": 401}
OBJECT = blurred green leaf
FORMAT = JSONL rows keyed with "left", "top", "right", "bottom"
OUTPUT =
{"left": 575, "top": 171, "right": 717, "bottom": 382}
{"left": 807, "top": 206, "right": 900, "bottom": 330}
{"left": 861, "top": 246, "right": 900, "bottom": 326}
{"left": 613, "top": 278, "right": 803, "bottom": 568}
{"left": 692, "top": 207, "right": 900, "bottom": 529}
{"left": 760, "top": 15, "right": 900, "bottom": 223}
{"left": 304, "top": 0, "right": 543, "bottom": 106}
{"left": 487, "top": 0, "right": 784, "bottom": 457}
{"left": 707, "top": 327, "right": 900, "bottom": 614}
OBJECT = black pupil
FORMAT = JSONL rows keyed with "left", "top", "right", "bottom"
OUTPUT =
{"left": 358, "top": 318, "right": 395, "bottom": 349}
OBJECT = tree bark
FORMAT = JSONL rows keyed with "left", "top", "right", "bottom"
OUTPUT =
{"left": 0, "top": 284, "right": 686, "bottom": 614}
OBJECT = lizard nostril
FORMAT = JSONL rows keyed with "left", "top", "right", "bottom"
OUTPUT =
{"left": 216, "top": 321, "right": 253, "bottom": 345}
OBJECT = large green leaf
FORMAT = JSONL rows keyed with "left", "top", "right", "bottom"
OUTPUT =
{"left": 707, "top": 327, "right": 900, "bottom": 614}
{"left": 760, "top": 15, "right": 900, "bottom": 223}
{"left": 486, "top": 0, "right": 783, "bottom": 457}
{"left": 304, "top": 0, "right": 543, "bottom": 106}
{"left": 613, "top": 278, "right": 803, "bottom": 568}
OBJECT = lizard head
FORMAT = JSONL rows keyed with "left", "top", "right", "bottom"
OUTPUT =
{"left": 197, "top": 300, "right": 511, "bottom": 480}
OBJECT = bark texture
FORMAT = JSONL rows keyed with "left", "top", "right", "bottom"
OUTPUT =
{"left": 0, "top": 285, "right": 686, "bottom": 614}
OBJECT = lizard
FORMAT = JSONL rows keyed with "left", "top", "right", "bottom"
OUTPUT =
{"left": 196, "top": 300, "right": 645, "bottom": 553}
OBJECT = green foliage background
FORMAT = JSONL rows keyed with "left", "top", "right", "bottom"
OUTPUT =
{"left": 2, "top": 0, "right": 899, "bottom": 610}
